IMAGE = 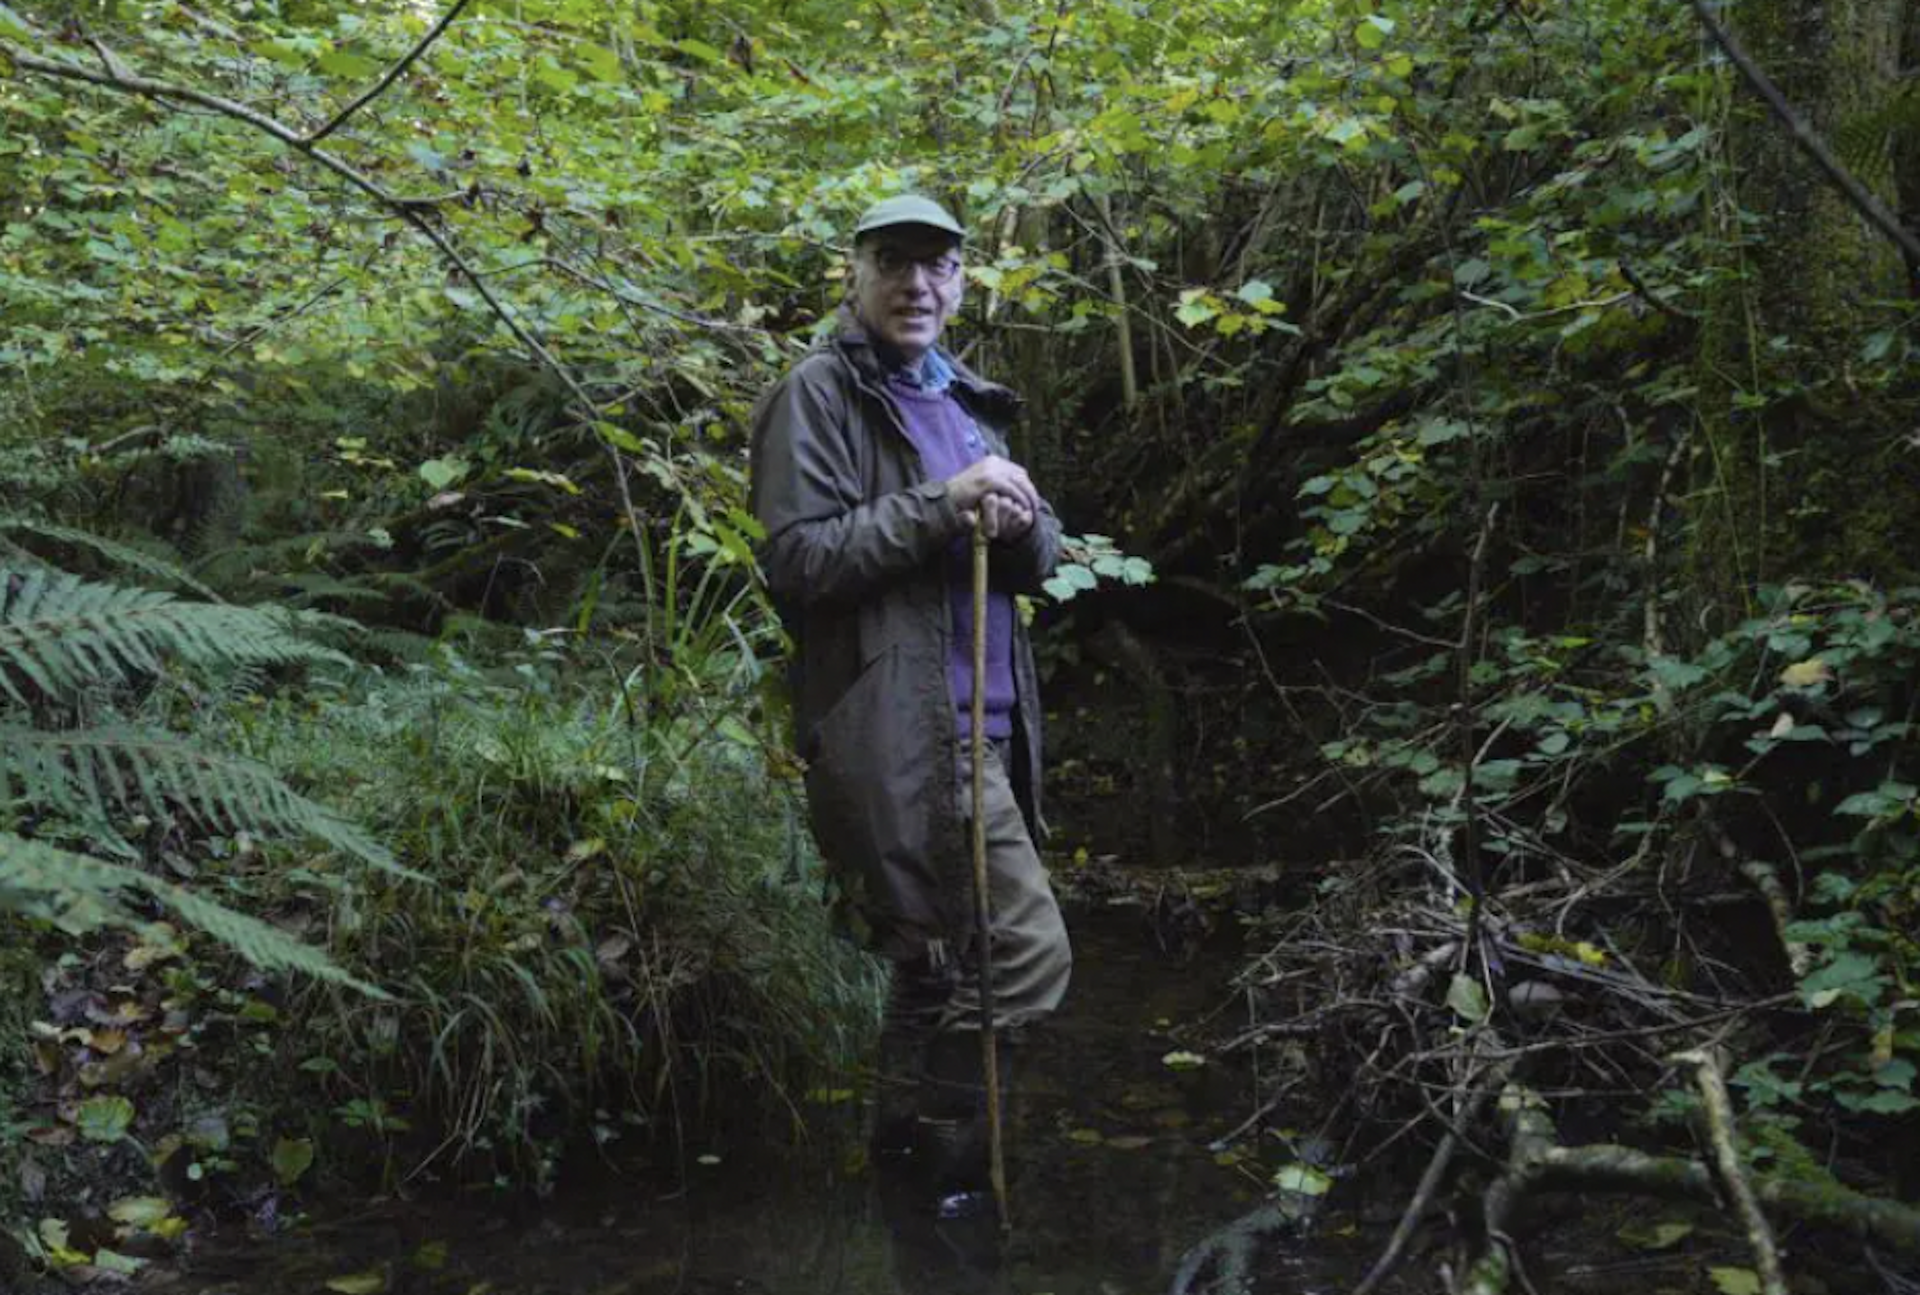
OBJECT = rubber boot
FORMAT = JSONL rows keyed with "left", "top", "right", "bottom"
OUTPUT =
{"left": 871, "top": 953, "right": 956, "bottom": 1161}
{"left": 916, "top": 1029, "right": 1014, "bottom": 1216}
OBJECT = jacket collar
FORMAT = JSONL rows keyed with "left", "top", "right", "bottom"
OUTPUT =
{"left": 828, "top": 305, "right": 1024, "bottom": 422}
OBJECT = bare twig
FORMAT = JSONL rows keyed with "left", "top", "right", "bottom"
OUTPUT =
{"left": 1352, "top": 1058, "right": 1513, "bottom": 1295}
{"left": 1457, "top": 501, "right": 1501, "bottom": 979}
{"left": 307, "top": 0, "right": 478, "bottom": 144}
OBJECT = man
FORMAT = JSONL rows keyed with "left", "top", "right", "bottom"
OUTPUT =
{"left": 748, "top": 194, "right": 1071, "bottom": 1193}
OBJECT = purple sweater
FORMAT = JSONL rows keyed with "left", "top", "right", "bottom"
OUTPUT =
{"left": 888, "top": 377, "right": 1016, "bottom": 740}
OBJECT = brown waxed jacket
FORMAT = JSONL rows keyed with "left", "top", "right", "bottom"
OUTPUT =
{"left": 748, "top": 309, "right": 1060, "bottom": 959}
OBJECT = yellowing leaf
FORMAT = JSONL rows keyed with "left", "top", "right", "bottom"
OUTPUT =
{"left": 1778, "top": 659, "right": 1832, "bottom": 688}
{"left": 1617, "top": 1219, "right": 1694, "bottom": 1249}
{"left": 503, "top": 467, "right": 581, "bottom": 495}
{"left": 1066, "top": 1127, "right": 1105, "bottom": 1145}
{"left": 1273, "top": 1163, "right": 1333, "bottom": 1195}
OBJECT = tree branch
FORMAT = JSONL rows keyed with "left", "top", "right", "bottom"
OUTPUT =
{"left": 1675, "top": 1048, "right": 1790, "bottom": 1295}
{"left": 307, "top": 0, "right": 477, "bottom": 144}
{"left": 4, "top": 41, "right": 577, "bottom": 402}
{"left": 3, "top": 35, "right": 651, "bottom": 579}
{"left": 1686, "top": 0, "right": 1920, "bottom": 271}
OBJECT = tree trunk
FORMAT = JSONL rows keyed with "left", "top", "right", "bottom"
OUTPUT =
{"left": 1691, "top": 0, "right": 1915, "bottom": 607}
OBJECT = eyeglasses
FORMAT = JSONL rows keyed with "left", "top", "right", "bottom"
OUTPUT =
{"left": 868, "top": 247, "right": 963, "bottom": 283}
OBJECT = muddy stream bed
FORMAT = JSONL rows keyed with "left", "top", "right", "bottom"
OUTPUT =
{"left": 105, "top": 904, "right": 1398, "bottom": 1295}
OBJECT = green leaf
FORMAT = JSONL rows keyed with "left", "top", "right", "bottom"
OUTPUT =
{"left": 1174, "top": 299, "right": 1219, "bottom": 328}
{"left": 532, "top": 59, "right": 578, "bottom": 94}
{"left": 1834, "top": 783, "right": 1916, "bottom": 818}
{"left": 92, "top": 1250, "right": 147, "bottom": 1276}
{"left": 1709, "top": 1267, "right": 1761, "bottom": 1295}
{"left": 1235, "top": 280, "right": 1275, "bottom": 307}
{"left": 1800, "top": 951, "right": 1885, "bottom": 1009}
{"left": 596, "top": 422, "right": 650, "bottom": 454}
{"left": 1160, "top": 1049, "right": 1207, "bottom": 1070}
{"left": 417, "top": 457, "right": 469, "bottom": 490}
{"left": 1447, "top": 973, "right": 1489, "bottom": 1023}
{"left": 272, "top": 1137, "right": 315, "bottom": 1186}
{"left": 77, "top": 1095, "right": 135, "bottom": 1143}
{"left": 107, "top": 1196, "right": 173, "bottom": 1227}
{"left": 1835, "top": 1087, "right": 1920, "bottom": 1114}
{"left": 316, "top": 48, "right": 383, "bottom": 79}
{"left": 577, "top": 43, "right": 623, "bottom": 83}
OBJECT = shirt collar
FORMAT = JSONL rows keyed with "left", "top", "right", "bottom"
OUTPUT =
{"left": 890, "top": 347, "right": 956, "bottom": 394}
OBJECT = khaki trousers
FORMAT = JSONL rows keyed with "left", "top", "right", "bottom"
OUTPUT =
{"left": 938, "top": 740, "right": 1072, "bottom": 1031}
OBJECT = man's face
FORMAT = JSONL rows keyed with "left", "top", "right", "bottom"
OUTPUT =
{"left": 851, "top": 225, "right": 964, "bottom": 361}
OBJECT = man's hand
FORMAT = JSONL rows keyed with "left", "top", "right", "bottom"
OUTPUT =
{"left": 974, "top": 491, "right": 1034, "bottom": 540}
{"left": 946, "top": 456, "right": 1040, "bottom": 540}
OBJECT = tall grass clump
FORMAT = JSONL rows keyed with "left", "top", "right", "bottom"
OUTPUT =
{"left": 223, "top": 643, "right": 885, "bottom": 1185}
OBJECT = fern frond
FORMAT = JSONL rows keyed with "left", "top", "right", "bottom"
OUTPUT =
{"left": 277, "top": 573, "right": 390, "bottom": 608}
{"left": 1, "top": 726, "right": 416, "bottom": 879}
{"left": 0, "top": 831, "right": 131, "bottom": 932}
{"left": 1834, "top": 79, "right": 1920, "bottom": 185}
{"left": 191, "top": 530, "right": 388, "bottom": 585}
{"left": 353, "top": 627, "right": 444, "bottom": 664}
{"left": 0, "top": 517, "right": 220, "bottom": 601}
{"left": 0, "top": 832, "right": 384, "bottom": 995}
{"left": 0, "top": 569, "right": 346, "bottom": 705}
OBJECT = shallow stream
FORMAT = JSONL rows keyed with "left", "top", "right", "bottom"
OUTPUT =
{"left": 140, "top": 904, "right": 1387, "bottom": 1295}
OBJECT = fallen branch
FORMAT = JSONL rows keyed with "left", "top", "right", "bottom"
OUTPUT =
{"left": 1453, "top": 1083, "right": 1920, "bottom": 1294}
{"left": 1352, "top": 1055, "right": 1512, "bottom": 1295}
{"left": 1675, "top": 1048, "right": 1788, "bottom": 1295}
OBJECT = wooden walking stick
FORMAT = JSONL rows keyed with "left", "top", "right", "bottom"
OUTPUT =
{"left": 970, "top": 510, "right": 1011, "bottom": 1231}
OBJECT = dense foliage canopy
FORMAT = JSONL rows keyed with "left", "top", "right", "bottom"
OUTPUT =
{"left": 4, "top": 0, "right": 1920, "bottom": 1286}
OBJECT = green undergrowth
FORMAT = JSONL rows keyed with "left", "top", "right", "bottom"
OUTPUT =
{"left": 9, "top": 636, "right": 884, "bottom": 1272}
{"left": 214, "top": 651, "right": 887, "bottom": 1189}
